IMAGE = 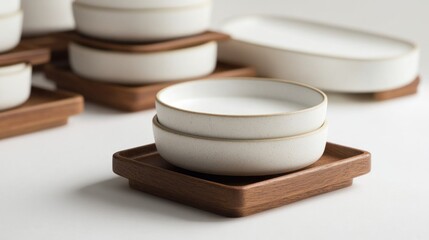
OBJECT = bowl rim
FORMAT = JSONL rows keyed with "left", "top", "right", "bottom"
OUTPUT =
{"left": 153, "top": 115, "right": 328, "bottom": 142}
{"left": 156, "top": 77, "right": 327, "bottom": 118}
{"left": 73, "top": 0, "right": 211, "bottom": 12}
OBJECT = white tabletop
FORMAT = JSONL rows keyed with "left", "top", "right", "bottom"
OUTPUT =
{"left": 1, "top": 0, "right": 428, "bottom": 239}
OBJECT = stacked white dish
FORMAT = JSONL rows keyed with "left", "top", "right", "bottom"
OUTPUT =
{"left": 153, "top": 77, "right": 328, "bottom": 176}
{"left": 0, "top": 0, "right": 32, "bottom": 111}
{"left": 21, "top": 0, "right": 75, "bottom": 36}
{"left": 70, "top": 0, "right": 215, "bottom": 85}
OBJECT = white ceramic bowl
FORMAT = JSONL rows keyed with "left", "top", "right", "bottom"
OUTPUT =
{"left": 0, "top": 0, "right": 20, "bottom": 16}
{"left": 153, "top": 116, "right": 328, "bottom": 176}
{"left": 69, "top": 41, "right": 217, "bottom": 84}
{"left": 21, "top": 0, "right": 74, "bottom": 36}
{"left": 0, "top": 11, "right": 22, "bottom": 53}
{"left": 73, "top": 0, "right": 211, "bottom": 42}
{"left": 156, "top": 78, "right": 327, "bottom": 139}
{"left": 0, "top": 63, "right": 32, "bottom": 111}
{"left": 218, "top": 15, "right": 419, "bottom": 93}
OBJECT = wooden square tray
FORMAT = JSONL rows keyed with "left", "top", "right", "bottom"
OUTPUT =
{"left": 44, "top": 63, "right": 257, "bottom": 112}
{"left": 0, "top": 87, "right": 83, "bottom": 139}
{"left": 113, "top": 143, "right": 371, "bottom": 217}
{"left": 20, "top": 32, "right": 71, "bottom": 62}
{"left": 372, "top": 76, "right": 420, "bottom": 100}
{"left": 0, "top": 43, "right": 50, "bottom": 67}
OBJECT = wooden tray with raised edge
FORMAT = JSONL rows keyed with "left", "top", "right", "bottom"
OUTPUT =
{"left": 0, "top": 87, "right": 83, "bottom": 139}
{"left": 113, "top": 143, "right": 371, "bottom": 217}
{"left": 372, "top": 76, "right": 420, "bottom": 101}
{"left": 66, "top": 31, "right": 230, "bottom": 52}
{"left": 0, "top": 43, "right": 50, "bottom": 67}
{"left": 20, "top": 32, "right": 71, "bottom": 62}
{"left": 44, "top": 62, "right": 257, "bottom": 112}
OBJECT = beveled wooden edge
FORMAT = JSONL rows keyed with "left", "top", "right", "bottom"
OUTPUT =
{"left": 373, "top": 76, "right": 420, "bottom": 100}
{"left": 0, "top": 87, "right": 84, "bottom": 139}
{"left": 21, "top": 31, "right": 74, "bottom": 40}
{"left": 43, "top": 62, "right": 257, "bottom": 92}
{"left": 113, "top": 142, "right": 371, "bottom": 217}
{"left": 127, "top": 179, "right": 355, "bottom": 217}
{"left": 65, "top": 31, "right": 231, "bottom": 52}
{"left": 0, "top": 87, "right": 84, "bottom": 117}
{"left": 43, "top": 62, "right": 257, "bottom": 112}
{"left": 112, "top": 142, "right": 371, "bottom": 191}
{"left": 0, "top": 45, "right": 50, "bottom": 67}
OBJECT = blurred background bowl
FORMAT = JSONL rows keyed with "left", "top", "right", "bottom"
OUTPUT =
{"left": 22, "top": 0, "right": 75, "bottom": 36}
{"left": 73, "top": 0, "right": 211, "bottom": 42}
{"left": 0, "top": 63, "right": 32, "bottom": 110}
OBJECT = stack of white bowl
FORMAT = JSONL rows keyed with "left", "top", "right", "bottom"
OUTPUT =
{"left": 152, "top": 77, "right": 329, "bottom": 176}
{"left": 21, "top": 0, "right": 75, "bottom": 37}
{"left": 0, "top": 0, "right": 32, "bottom": 111}
{"left": 69, "top": 0, "right": 216, "bottom": 85}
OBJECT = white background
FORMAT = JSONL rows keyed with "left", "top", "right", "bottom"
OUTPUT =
{"left": 1, "top": 0, "right": 429, "bottom": 239}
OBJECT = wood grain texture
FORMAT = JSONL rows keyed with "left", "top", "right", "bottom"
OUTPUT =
{"left": 0, "top": 43, "right": 50, "bottom": 67}
{"left": 0, "top": 87, "right": 83, "bottom": 139}
{"left": 66, "top": 31, "right": 230, "bottom": 52}
{"left": 373, "top": 76, "right": 420, "bottom": 100}
{"left": 21, "top": 32, "right": 71, "bottom": 62}
{"left": 44, "top": 62, "right": 257, "bottom": 112}
{"left": 113, "top": 143, "right": 371, "bottom": 217}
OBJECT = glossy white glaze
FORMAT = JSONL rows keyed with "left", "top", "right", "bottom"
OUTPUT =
{"left": 219, "top": 15, "right": 419, "bottom": 93}
{"left": 153, "top": 116, "right": 328, "bottom": 176}
{"left": 69, "top": 41, "right": 217, "bottom": 84}
{"left": 156, "top": 78, "right": 327, "bottom": 139}
{"left": 0, "top": 63, "right": 32, "bottom": 111}
{"left": 73, "top": 1, "right": 211, "bottom": 42}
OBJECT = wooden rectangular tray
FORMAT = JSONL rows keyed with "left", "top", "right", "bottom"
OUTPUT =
{"left": 0, "top": 87, "right": 83, "bottom": 139}
{"left": 44, "top": 62, "right": 257, "bottom": 112}
{"left": 113, "top": 143, "right": 371, "bottom": 217}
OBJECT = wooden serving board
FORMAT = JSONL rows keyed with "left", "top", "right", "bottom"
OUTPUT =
{"left": 0, "top": 87, "right": 83, "bottom": 139}
{"left": 0, "top": 43, "right": 50, "bottom": 67}
{"left": 44, "top": 63, "right": 257, "bottom": 112}
{"left": 66, "top": 31, "right": 230, "bottom": 52}
{"left": 113, "top": 143, "right": 371, "bottom": 217}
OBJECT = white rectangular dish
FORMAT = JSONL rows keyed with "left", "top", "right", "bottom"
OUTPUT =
{"left": 218, "top": 15, "right": 419, "bottom": 93}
